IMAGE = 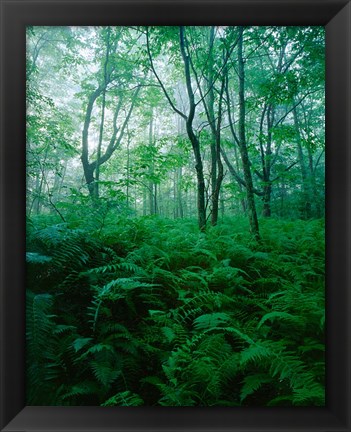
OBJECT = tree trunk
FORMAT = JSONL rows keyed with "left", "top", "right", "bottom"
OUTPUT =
{"left": 262, "top": 183, "right": 272, "bottom": 217}
{"left": 177, "top": 167, "right": 184, "bottom": 218}
{"left": 126, "top": 136, "right": 130, "bottom": 208}
{"left": 81, "top": 76, "right": 140, "bottom": 203}
{"left": 81, "top": 86, "right": 103, "bottom": 200}
{"left": 143, "top": 186, "right": 147, "bottom": 216}
{"left": 31, "top": 172, "right": 44, "bottom": 215}
{"left": 237, "top": 27, "right": 260, "bottom": 240}
{"left": 173, "top": 167, "right": 184, "bottom": 219}
{"left": 189, "top": 129, "right": 206, "bottom": 231}
{"left": 293, "top": 104, "right": 312, "bottom": 219}
{"left": 148, "top": 113, "right": 156, "bottom": 215}
{"left": 262, "top": 106, "right": 274, "bottom": 217}
{"left": 210, "top": 78, "right": 225, "bottom": 226}
{"left": 207, "top": 27, "right": 218, "bottom": 222}
{"left": 146, "top": 26, "right": 206, "bottom": 230}
{"left": 179, "top": 26, "right": 206, "bottom": 231}
{"left": 220, "top": 191, "right": 225, "bottom": 219}
{"left": 52, "top": 160, "right": 67, "bottom": 204}
{"left": 200, "top": 26, "right": 225, "bottom": 227}
{"left": 307, "top": 145, "right": 322, "bottom": 217}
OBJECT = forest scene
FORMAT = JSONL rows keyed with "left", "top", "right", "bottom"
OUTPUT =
{"left": 26, "top": 26, "right": 325, "bottom": 406}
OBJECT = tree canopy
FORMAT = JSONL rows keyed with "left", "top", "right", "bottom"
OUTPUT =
{"left": 27, "top": 26, "right": 324, "bottom": 229}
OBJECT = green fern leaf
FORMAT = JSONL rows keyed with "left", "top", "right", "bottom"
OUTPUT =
{"left": 90, "top": 361, "right": 120, "bottom": 387}
{"left": 193, "top": 313, "right": 231, "bottom": 331}
{"left": 257, "top": 311, "right": 304, "bottom": 329}
{"left": 60, "top": 382, "right": 98, "bottom": 401}
{"left": 26, "top": 252, "right": 52, "bottom": 264}
{"left": 101, "top": 391, "right": 144, "bottom": 406}
{"left": 240, "top": 373, "right": 272, "bottom": 402}
{"left": 72, "top": 337, "right": 93, "bottom": 353}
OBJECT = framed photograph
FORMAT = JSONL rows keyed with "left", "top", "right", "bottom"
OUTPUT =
{"left": 1, "top": 0, "right": 350, "bottom": 431}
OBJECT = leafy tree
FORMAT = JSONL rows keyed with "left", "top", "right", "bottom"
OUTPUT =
{"left": 80, "top": 27, "right": 142, "bottom": 202}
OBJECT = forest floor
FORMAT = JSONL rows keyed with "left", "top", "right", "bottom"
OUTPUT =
{"left": 26, "top": 214, "right": 325, "bottom": 406}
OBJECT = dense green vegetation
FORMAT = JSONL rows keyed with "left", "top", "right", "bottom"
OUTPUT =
{"left": 26, "top": 26, "right": 325, "bottom": 406}
{"left": 26, "top": 214, "right": 325, "bottom": 406}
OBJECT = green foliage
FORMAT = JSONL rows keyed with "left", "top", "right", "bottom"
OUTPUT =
{"left": 102, "top": 391, "right": 144, "bottom": 406}
{"left": 25, "top": 25, "right": 325, "bottom": 407}
{"left": 26, "top": 215, "right": 325, "bottom": 406}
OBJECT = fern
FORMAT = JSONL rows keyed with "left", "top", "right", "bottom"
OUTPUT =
{"left": 193, "top": 313, "right": 232, "bottom": 331}
{"left": 26, "top": 291, "right": 62, "bottom": 404}
{"left": 26, "top": 252, "right": 52, "bottom": 264}
{"left": 257, "top": 311, "right": 305, "bottom": 330}
{"left": 60, "top": 381, "right": 98, "bottom": 403}
{"left": 72, "top": 337, "right": 93, "bottom": 353}
{"left": 90, "top": 360, "right": 121, "bottom": 388}
{"left": 240, "top": 339, "right": 325, "bottom": 405}
{"left": 26, "top": 215, "right": 325, "bottom": 406}
{"left": 240, "top": 373, "right": 273, "bottom": 402}
{"left": 101, "top": 391, "right": 144, "bottom": 406}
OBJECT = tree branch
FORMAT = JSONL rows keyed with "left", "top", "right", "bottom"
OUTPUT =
{"left": 146, "top": 27, "right": 187, "bottom": 120}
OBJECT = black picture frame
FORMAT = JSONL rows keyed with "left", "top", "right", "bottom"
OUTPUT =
{"left": 1, "top": 0, "right": 350, "bottom": 431}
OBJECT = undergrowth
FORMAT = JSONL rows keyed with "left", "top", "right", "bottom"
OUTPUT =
{"left": 26, "top": 213, "right": 325, "bottom": 406}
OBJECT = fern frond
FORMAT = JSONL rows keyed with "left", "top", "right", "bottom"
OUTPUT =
{"left": 101, "top": 391, "right": 144, "bottom": 406}
{"left": 193, "top": 313, "right": 232, "bottom": 331}
{"left": 257, "top": 311, "right": 305, "bottom": 329}
{"left": 72, "top": 337, "right": 93, "bottom": 353}
{"left": 240, "top": 340, "right": 280, "bottom": 366}
{"left": 26, "top": 252, "right": 52, "bottom": 264}
{"left": 26, "top": 291, "right": 64, "bottom": 404}
{"left": 240, "top": 339, "right": 324, "bottom": 405}
{"left": 240, "top": 374, "right": 272, "bottom": 402}
{"left": 90, "top": 361, "right": 121, "bottom": 388}
{"left": 292, "top": 382, "right": 325, "bottom": 405}
{"left": 60, "top": 381, "right": 98, "bottom": 401}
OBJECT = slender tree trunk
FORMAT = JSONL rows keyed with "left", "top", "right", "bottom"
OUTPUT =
{"left": 173, "top": 169, "right": 183, "bottom": 218}
{"left": 148, "top": 113, "right": 156, "bottom": 215}
{"left": 220, "top": 191, "right": 225, "bottom": 219}
{"left": 154, "top": 183, "right": 158, "bottom": 215}
{"left": 262, "top": 184, "right": 272, "bottom": 217}
{"left": 52, "top": 161, "right": 67, "bottom": 204}
{"left": 237, "top": 27, "right": 260, "bottom": 240}
{"left": 143, "top": 186, "right": 147, "bottom": 216}
{"left": 200, "top": 26, "right": 225, "bottom": 226}
{"left": 207, "top": 27, "right": 218, "bottom": 220}
{"left": 210, "top": 77, "right": 225, "bottom": 226}
{"left": 81, "top": 86, "right": 103, "bottom": 199}
{"left": 173, "top": 171, "right": 177, "bottom": 218}
{"left": 179, "top": 26, "right": 206, "bottom": 231}
{"left": 30, "top": 146, "right": 49, "bottom": 215}
{"left": 258, "top": 41, "right": 287, "bottom": 217}
{"left": 94, "top": 92, "right": 106, "bottom": 201}
{"left": 146, "top": 26, "right": 206, "bottom": 230}
{"left": 191, "top": 132, "right": 206, "bottom": 230}
{"left": 95, "top": 28, "right": 111, "bottom": 202}
{"left": 224, "top": 64, "right": 249, "bottom": 216}
{"left": 177, "top": 167, "right": 184, "bottom": 218}
{"left": 293, "top": 104, "right": 312, "bottom": 219}
{"left": 279, "top": 180, "right": 286, "bottom": 217}
{"left": 126, "top": 136, "right": 130, "bottom": 208}
{"left": 233, "top": 138, "right": 247, "bottom": 214}
{"left": 32, "top": 172, "right": 44, "bottom": 215}
{"left": 94, "top": 91, "right": 106, "bottom": 201}
{"left": 175, "top": 115, "right": 184, "bottom": 219}
{"left": 307, "top": 145, "right": 322, "bottom": 217}
{"left": 261, "top": 105, "right": 274, "bottom": 217}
